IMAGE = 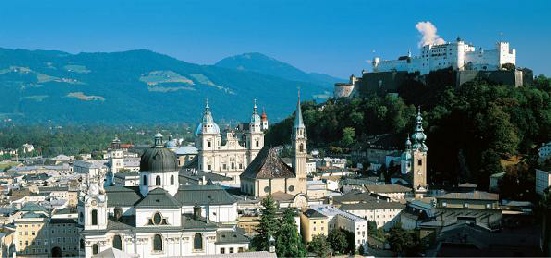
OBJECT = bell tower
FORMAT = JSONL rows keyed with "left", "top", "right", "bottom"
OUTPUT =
{"left": 77, "top": 169, "right": 108, "bottom": 231}
{"left": 293, "top": 92, "right": 307, "bottom": 194}
{"left": 246, "top": 99, "right": 264, "bottom": 165}
{"left": 196, "top": 99, "right": 221, "bottom": 172}
{"left": 411, "top": 107, "right": 428, "bottom": 196}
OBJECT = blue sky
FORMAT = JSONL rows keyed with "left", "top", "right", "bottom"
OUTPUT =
{"left": 0, "top": 0, "right": 549, "bottom": 78}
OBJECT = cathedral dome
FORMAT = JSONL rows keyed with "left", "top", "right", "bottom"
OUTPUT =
{"left": 140, "top": 134, "right": 178, "bottom": 173}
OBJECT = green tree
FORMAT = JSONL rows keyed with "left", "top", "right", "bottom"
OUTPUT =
{"left": 341, "top": 127, "right": 355, "bottom": 147}
{"left": 275, "top": 208, "right": 306, "bottom": 257}
{"left": 388, "top": 222, "right": 421, "bottom": 256}
{"left": 308, "top": 234, "right": 331, "bottom": 257}
{"left": 327, "top": 228, "right": 347, "bottom": 254}
{"left": 251, "top": 196, "right": 280, "bottom": 251}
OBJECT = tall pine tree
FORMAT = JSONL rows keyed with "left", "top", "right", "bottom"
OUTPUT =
{"left": 276, "top": 208, "right": 306, "bottom": 257}
{"left": 251, "top": 196, "right": 279, "bottom": 251}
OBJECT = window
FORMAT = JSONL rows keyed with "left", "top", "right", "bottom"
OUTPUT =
{"left": 230, "top": 247, "right": 234, "bottom": 253}
{"left": 207, "top": 165, "right": 211, "bottom": 171}
{"left": 156, "top": 175, "right": 161, "bottom": 185}
{"left": 221, "top": 248, "right": 225, "bottom": 254}
{"left": 222, "top": 164, "right": 226, "bottom": 170}
{"left": 153, "top": 234, "right": 163, "bottom": 251}
{"left": 288, "top": 185, "right": 295, "bottom": 192}
{"left": 80, "top": 239, "right": 85, "bottom": 249}
{"left": 238, "top": 247, "right": 244, "bottom": 252}
{"left": 113, "top": 235, "right": 122, "bottom": 250}
{"left": 170, "top": 175, "right": 174, "bottom": 185}
{"left": 207, "top": 141, "right": 211, "bottom": 147}
{"left": 264, "top": 186, "right": 270, "bottom": 193}
{"left": 92, "top": 244, "right": 99, "bottom": 255}
{"left": 299, "top": 143, "right": 304, "bottom": 152}
{"left": 91, "top": 209, "right": 98, "bottom": 225}
{"left": 143, "top": 175, "right": 148, "bottom": 186}
{"left": 194, "top": 233, "right": 203, "bottom": 250}
{"left": 417, "top": 159, "right": 422, "bottom": 166}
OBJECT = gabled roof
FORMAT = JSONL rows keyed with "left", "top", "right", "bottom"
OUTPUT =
{"left": 105, "top": 186, "right": 142, "bottom": 207}
{"left": 175, "top": 184, "right": 235, "bottom": 206}
{"left": 21, "top": 202, "right": 47, "bottom": 213}
{"left": 92, "top": 247, "right": 139, "bottom": 258}
{"left": 303, "top": 208, "right": 327, "bottom": 219}
{"left": 215, "top": 230, "right": 249, "bottom": 244}
{"left": 240, "top": 147, "right": 295, "bottom": 179}
{"left": 366, "top": 184, "right": 412, "bottom": 193}
{"left": 438, "top": 191, "right": 499, "bottom": 201}
{"left": 135, "top": 188, "right": 181, "bottom": 209}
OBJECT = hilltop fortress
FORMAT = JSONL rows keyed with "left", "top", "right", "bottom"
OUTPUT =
{"left": 334, "top": 38, "right": 533, "bottom": 98}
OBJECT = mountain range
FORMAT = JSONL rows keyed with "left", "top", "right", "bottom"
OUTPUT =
{"left": 0, "top": 49, "right": 342, "bottom": 125}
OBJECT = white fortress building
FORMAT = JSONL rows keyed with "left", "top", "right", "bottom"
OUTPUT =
{"left": 372, "top": 38, "right": 516, "bottom": 75}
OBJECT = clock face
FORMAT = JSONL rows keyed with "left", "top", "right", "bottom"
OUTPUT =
{"left": 91, "top": 199, "right": 98, "bottom": 206}
{"left": 89, "top": 184, "right": 99, "bottom": 196}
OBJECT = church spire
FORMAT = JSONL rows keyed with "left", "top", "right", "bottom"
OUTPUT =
{"left": 413, "top": 106, "right": 427, "bottom": 151}
{"left": 294, "top": 90, "right": 305, "bottom": 130}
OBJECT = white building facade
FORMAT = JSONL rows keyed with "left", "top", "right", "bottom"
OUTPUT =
{"left": 373, "top": 38, "right": 516, "bottom": 75}
{"left": 196, "top": 100, "right": 267, "bottom": 185}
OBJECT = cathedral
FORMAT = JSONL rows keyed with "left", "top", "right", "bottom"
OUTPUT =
{"left": 78, "top": 134, "right": 249, "bottom": 258}
{"left": 194, "top": 100, "right": 268, "bottom": 185}
{"left": 240, "top": 95, "right": 307, "bottom": 199}
{"left": 400, "top": 107, "right": 429, "bottom": 197}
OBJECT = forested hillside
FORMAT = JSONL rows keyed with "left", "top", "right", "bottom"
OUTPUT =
{"left": 266, "top": 75, "right": 551, "bottom": 196}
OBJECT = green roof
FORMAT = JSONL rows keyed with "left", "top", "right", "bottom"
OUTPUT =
{"left": 215, "top": 230, "right": 249, "bottom": 244}
{"left": 135, "top": 188, "right": 181, "bottom": 209}
{"left": 175, "top": 184, "right": 235, "bottom": 206}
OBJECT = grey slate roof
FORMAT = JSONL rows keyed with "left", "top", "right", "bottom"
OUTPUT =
{"left": 135, "top": 188, "right": 181, "bottom": 209}
{"left": 303, "top": 208, "right": 327, "bottom": 219}
{"left": 215, "top": 230, "right": 249, "bottom": 244}
{"left": 105, "top": 186, "right": 142, "bottom": 207}
{"left": 105, "top": 184, "right": 236, "bottom": 208}
{"left": 366, "top": 184, "right": 412, "bottom": 193}
{"left": 175, "top": 184, "right": 236, "bottom": 206}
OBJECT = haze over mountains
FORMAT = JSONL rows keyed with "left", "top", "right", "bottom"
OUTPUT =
{"left": 0, "top": 48, "right": 342, "bottom": 125}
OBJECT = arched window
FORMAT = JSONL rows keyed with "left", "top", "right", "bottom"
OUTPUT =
{"left": 170, "top": 175, "right": 174, "bottom": 185}
{"left": 80, "top": 239, "right": 85, "bottom": 249}
{"left": 194, "top": 233, "right": 203, "bottom": 250}
{"left": 143, "top": 175, "right": 148, "bottom": 186}
{"left": 156, "top": 175, "right": 161, "bottom": 186}
{"left": 92, "top": 244, "right": 99, "bottom": 255}
{"left": 299, "top": 143, "right": 304, "bottom": 152}
{"left": 153, "top": 234, "right": 163, "bottom": 251}
{"left": 91, "top": 209, "right": 98, "bottom": 225}
{"left": 113, "top": 235, "right": 122, "bottom": 250}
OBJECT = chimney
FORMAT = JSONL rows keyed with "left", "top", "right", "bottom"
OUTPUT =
{"left": 193, "top": 205, "right": 202, "bottom": 220}
{"left": 114, "top": 207, "right": 123, "bottom": 221}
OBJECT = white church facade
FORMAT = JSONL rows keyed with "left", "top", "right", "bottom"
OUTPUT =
{"left": 78, "top": 134, "right": 249, "bottom": 258}
{"left": 194, "top": 100, "right": 268, "bottom": 186}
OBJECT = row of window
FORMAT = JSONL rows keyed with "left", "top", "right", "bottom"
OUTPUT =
{"left": 142, "top": 174, "right": 175, "bottom": 186}
{"left": 20, "top": 237, "right": 78, "bottom": 247}
{"left": 220, "top": 247, "right": 244, "bottom": 254}
{"left": 90, "top": 233, "right": 206, "bottom": 255}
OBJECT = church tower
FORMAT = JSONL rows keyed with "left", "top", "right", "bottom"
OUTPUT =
{"left": 411, "top": 107, "right": 428, "bottom": 196}
{"left": 246, "top": 99, "right": 264, "bottom": 165}
{"left": 77, "top": 168, "right": 108, "bottom": 231}
{"left": 401, "top": 135, "right": 413, "bottom": 174}
{"left": 261, "top": 108, "right": 269, "bottom": 131}
{"left": 293, "top": 93, "right": 307, "bottom": 194}
{"left": 196, "top": 99, "right": 221, "bottom": 172}
{"left": 106, "top": 136, "right": 123, "bottom": 186}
